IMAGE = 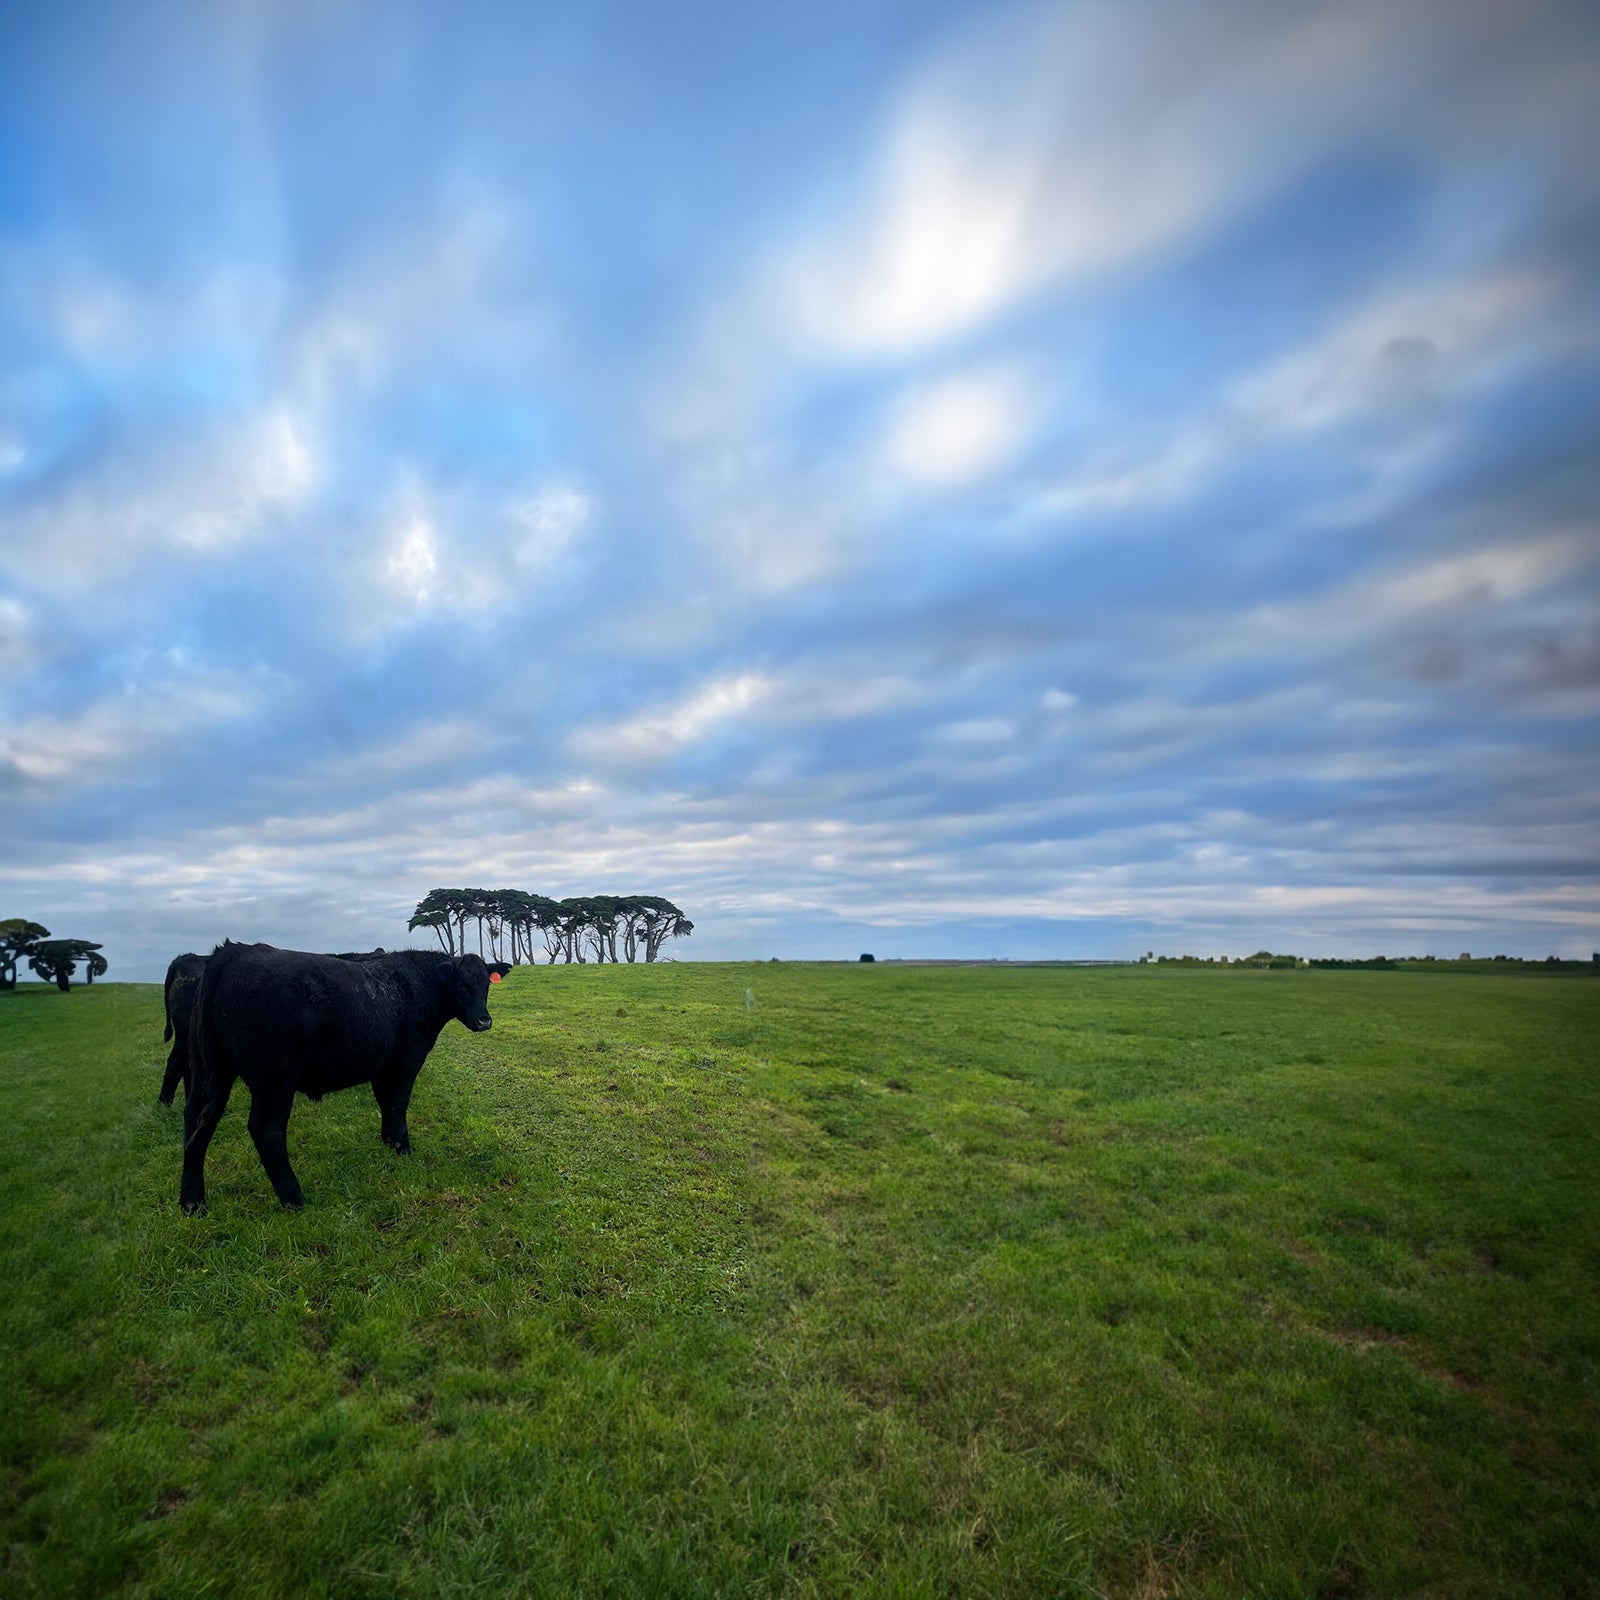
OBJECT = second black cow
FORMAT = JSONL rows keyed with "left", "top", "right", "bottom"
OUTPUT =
{"left": 160, "top": 952, "right": 208, "bottom": 1104}
{"left": 180, "top": 941, "right": 497, "bottom": 1213}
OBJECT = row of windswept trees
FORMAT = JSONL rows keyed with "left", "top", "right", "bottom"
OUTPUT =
{"left": 408, "top": 890, "right": 693, "bottom": 965}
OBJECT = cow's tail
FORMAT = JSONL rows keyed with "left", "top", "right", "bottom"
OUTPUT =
{"left": 188, "top": 942, "right": 243, "bottom": 1117}
{"left": 162, "top": 963, "right": 177, "bottom": 1043}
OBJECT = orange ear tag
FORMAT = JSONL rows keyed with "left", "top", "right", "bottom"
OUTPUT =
{"left": 489, "top": 971, "right": 502, "bottom": 983}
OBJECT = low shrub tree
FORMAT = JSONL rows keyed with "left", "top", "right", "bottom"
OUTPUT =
{"left": 27, "top": 938, "right": 106, "bottom": 992}
{"left": 1, "top": 919, "right": 50, "bottom": 990}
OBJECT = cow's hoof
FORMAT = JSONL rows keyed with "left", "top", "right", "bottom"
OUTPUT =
{"left": 158, "top": 1094, "right": 174, "bottom": 1107}
{"left": 180, "top": 1197, "right": 206, "bottom": 1216}
{"left": 279, "top": 1195, "right": 304, "bottom": 1211}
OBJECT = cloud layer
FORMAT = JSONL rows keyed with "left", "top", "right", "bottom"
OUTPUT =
{"left": 2, "top": 0, "right": 1597, "bottom": 978}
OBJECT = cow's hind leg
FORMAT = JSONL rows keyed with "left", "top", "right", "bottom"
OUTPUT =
{"left": 246, "top": 1082, "right": 305, "bottom": 1209}
{"left": 179, "top": 1069, "right": 235, "bottom": 1214}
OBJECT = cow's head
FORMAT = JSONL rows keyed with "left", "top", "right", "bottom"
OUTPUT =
{"left": 450, "top": 954, "right": 495, "bottom": 1033}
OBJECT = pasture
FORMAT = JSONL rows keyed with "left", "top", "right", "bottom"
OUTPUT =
{"left": 2, "top": 963, "right": 1597, "bottom": 1598}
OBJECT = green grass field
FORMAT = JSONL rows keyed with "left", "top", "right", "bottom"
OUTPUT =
{"left": 3, "top": 964, "right": 1597, "bottom": 1599}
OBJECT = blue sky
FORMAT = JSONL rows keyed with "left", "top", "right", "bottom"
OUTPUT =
{"left": 2, "top": 0, "right": 1598, "bottom": 979}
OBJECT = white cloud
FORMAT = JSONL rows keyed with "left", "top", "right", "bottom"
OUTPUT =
{"left": 372, "top": 477, "right": 584, "bottom": 621}
{"left": 799, "top": 674, "right": 923, "bottom": 720}
{"left": 1236, "top": 531, "right": 1594, "bottom": 655}
{"left": 775, "top": 0, "right": 1512, "bottom": 360}
{"left": 932, "top": 716, "right": 1016, "bottom": 746}
{"left": 652, "top": 0, "right": 1591, "bottom": 587}
{"left": 575, "top": 672, "right": 776, "bottom": 762}
{"left": 0, "top": 178, "right": 551, "bottom": 600}
{"left": 0, "top": 671, "right": 267, "bottom": 790}
{"left": 0, "top": 596, "right": 35, "bottom": 674}
{"left": 1024, "top": 267, "right": 1566, "bottom": 525}
{"left": 0, "top": 400, "right": 319, "bottom": 592}
{"left": 1228, "top": 272, "right": 1556, "bottom": 436}
{"left": 286, "top": 182, "right": 535, "bottom": 406}
{"left": 170, "top": 406, "right": 317, "bottom": 551}
{"left": 385, "top": 505, "right": 441, "bottom": 607}
{"left": 702, "top": 495, "right": 856, "bottom": 597}
{"left": 512, "top": 487, "right": 591, "bottom": 571}
{"left": 310, "top": 718, "right": 506, "bottom": 785}
{"left": 781, "top": 104, "right": 1046, "bottom": 358}
{"left": 570, "top": 666, "right": 929, "bottom": 766}
{"left": 882, "top": 366, "right": 1037, "bottom": 488}
{"left": 1025, "top": 435, "right": 1218, "bottom": 521}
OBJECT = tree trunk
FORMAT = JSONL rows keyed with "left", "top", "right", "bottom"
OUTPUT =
{"left": 55, "top": 969, "right": 71, "bottom": 991}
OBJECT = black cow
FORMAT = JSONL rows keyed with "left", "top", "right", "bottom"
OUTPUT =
{"left": 180, "top": 941, "right": 496, "bottom": 1214}
{"left": 159, "top": 953, "right": 208, "bottom": 1105}
{"left": 161, "top": 946, "right": 395, "bottom": 1104}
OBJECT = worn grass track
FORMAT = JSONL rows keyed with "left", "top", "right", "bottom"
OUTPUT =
{"left": 2, "top": 963, "right": 1597, "bottom": 1598}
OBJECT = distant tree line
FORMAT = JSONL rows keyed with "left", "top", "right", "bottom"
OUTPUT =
{"left": 0, "top": 919, "right": 107, "bottom": 991}
{"left": 1146, "top": 951, "right": 1301, "bottom": 968}
{"left": 1144, "top": 950, "right": 1595, "bottom": 971}
{"left": 1307, "top": 954, "right": 1585, "bottom": 969}
{"left": 407, "top": 890, "right": 693, "bottom": 964}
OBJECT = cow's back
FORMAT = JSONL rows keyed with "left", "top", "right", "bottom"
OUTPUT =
{"left": 206, "top": 945, "right": 411, "bottom": 1094}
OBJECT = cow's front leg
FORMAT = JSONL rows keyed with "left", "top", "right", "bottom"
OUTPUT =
{"left": 246, "top": 1081, "right": 305, "bottom": 1208}
{"left": 373, "top": 1070, "right": 418, "bottom": 1154}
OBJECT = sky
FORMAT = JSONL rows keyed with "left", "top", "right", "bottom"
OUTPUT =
{"left": 2, "top": 0, "right": 1598, "bottom": 980}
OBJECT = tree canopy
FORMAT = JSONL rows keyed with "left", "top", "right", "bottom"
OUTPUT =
{"left": 1, "top": 920, "right": 51, "bottom": 990}
{"left": 408, "top": 890, "right": 692, "bottom": 963}
{"left": 26, "top": 938, "right": 106, "bottom": 992}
